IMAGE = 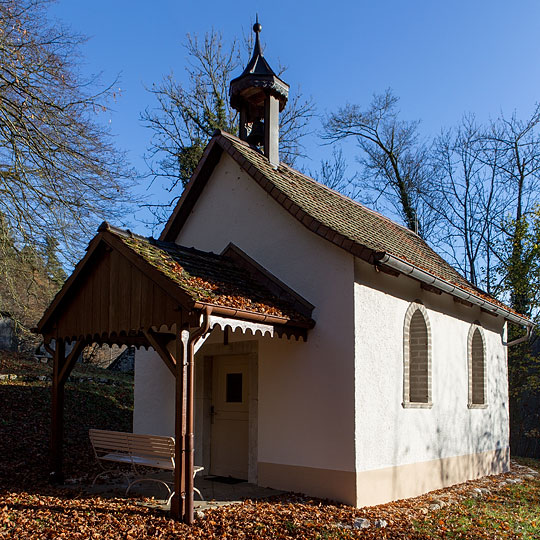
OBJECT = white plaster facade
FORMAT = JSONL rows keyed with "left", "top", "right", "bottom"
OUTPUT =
{"left": 133, "top": 151, "right": 510, "bottom": 507}
{"left": 353, "top": 258, "right": 508, "bottom": 505}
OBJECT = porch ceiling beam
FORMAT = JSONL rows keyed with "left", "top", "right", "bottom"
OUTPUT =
{"left": 143, "top": 329, "right": 176, "bottom": 376}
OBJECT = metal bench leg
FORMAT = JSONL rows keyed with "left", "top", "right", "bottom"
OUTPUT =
{"left": 125, "top": 477, "right": 173, "bottom": 499}
{"left": 92, "top": 469, "right": 130, "bottom": 487}
{"left": 194, "top": 487, "right": 204, "bottom": 501}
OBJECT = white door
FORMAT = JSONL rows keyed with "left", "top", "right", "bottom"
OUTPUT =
{"left": 210, "top": 355, "right": 249, "bottom": 479}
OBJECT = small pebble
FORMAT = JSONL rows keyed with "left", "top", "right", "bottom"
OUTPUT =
{"left": 354, "top": 518, "right": 371, "bottom": 529}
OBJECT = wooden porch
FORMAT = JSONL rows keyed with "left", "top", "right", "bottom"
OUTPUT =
{"left": 37, "top": 223, "right": 314, "bottom": 523}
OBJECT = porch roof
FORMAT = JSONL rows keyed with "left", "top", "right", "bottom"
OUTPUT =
{"left": 37, "top": 222, "right": 315, "bottom": 344}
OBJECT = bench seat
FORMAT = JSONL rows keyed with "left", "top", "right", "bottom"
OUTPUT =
{"left": 89, "top": 429, "right": 204, "bottom": 502}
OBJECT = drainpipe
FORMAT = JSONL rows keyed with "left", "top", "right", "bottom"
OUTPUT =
{"left": 504, "top": 323, "right": 534, "bottom": 347}
{"left": 185, "top": 307, "right": 211, "bottom": 525}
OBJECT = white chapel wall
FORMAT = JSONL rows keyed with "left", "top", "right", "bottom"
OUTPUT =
{"left": 171, "top": 153, "right": 357, "bottom": 476}
{"left": 353, "top": 257, "right": 509, "bottom": 505}
{"left": 133, "top": 346, "right": 175, "bottom": 436}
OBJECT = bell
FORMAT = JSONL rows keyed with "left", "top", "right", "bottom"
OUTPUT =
{"left": 246, "top": 119, "right": 265, "bottom": 146}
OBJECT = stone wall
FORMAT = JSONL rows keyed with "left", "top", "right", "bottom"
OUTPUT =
{"left": 0, "top": 315, "right": 17, "bottom": 351}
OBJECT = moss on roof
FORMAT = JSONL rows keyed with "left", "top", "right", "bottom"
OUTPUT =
{"left": 116, "top": 232, "right": 309, "bottom": 322}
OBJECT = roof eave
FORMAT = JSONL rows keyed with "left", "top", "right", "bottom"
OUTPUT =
{"left": 192, "top": 300, "right": 315, "bottom": 329}
{"left": 376, "top": 252, "right": 533, "bottom": 327}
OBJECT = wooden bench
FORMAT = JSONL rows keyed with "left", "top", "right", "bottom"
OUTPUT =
{"left": 89, "top": 429, "right": 204, "bottom": 502}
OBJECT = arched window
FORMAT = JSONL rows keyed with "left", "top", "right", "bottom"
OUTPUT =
{"left": 403, "top": 302, "right": 432, "bottom": 408}
{"left": 468, "top": 324, "right": 487, "bottom": 408}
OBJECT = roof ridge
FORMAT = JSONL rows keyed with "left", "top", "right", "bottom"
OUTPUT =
{"left": 102, "top": 222, "right": 229, "bottom": 262}
{"left": 216, "top": 131, "right": 422, "bottom": 241}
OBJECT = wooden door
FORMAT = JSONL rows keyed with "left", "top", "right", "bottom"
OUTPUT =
{"left": 210, "top": 355, "right": 249, "bottom": 479}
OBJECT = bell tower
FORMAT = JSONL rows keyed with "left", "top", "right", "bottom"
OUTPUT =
{"left": 229, "top": 18, "right": 289, "bottom": 168}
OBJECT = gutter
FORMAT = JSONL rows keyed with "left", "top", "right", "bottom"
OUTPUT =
{"left": 375, "top": 252, "right": 534, "bottom": 329}
{"left": 192, "top": 301, "right": 315, "bottom": 329}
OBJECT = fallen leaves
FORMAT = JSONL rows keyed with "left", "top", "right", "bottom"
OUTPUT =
{"left": 1, "top": 352, "right": 540, "bottom": 538}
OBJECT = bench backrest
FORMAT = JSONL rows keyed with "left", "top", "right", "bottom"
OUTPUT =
{"left": 128, "top": 433, "right": 175, "bottom": 462}
{"left": 90, "top": 429, "right": 131, "bottom": 457}
{"left": 89, "top": 429, "right": 175, "bottom": 465}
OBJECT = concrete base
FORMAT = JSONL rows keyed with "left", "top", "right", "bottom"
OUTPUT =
{"left": 258, "top": 448, "right": 509, "bottom": 508}
{"left": 258, "top": 462, "right": 356, "bottom": 505}
{"left": 355, "top": 447, "right": 510, "bottom": 507}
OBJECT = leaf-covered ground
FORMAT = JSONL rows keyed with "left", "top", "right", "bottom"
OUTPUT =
{"left": 1, "top": 352, "right": 539, "bottom": 539}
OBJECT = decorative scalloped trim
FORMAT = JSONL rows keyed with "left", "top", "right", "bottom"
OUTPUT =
{"left": 208, "top": 315, "right": 274, "bottom": 338}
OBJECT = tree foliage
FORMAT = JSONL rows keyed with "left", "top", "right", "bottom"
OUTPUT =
{"left": 485, "top": 106, "right": 540, "bottom": 316}
{"left": 142, "top": 29, "right": 315, "bottom": 224}
{"left": 0, "top": 213, "right": 63, "bottom": 331}
{"left": 0, "top": 0, "right": 135, "bottom": 260}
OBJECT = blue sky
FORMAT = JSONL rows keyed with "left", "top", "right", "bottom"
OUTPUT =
{"left": 50, "top": 0, "right": 540, "bottom": 235}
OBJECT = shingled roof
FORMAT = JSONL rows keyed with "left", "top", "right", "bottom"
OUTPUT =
{"left": 37, "top": 221, "right": 314, "bottom": 340}
{"left": 109, "top": 227, "right": 313, "bottom": 326}
{"left": 162, "top": 130, "right": 531, "bottom": 326}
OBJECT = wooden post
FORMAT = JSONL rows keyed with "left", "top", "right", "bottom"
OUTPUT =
{"left": 185, "top": 309, "right": 210, "bottom": 525}
{"left": 185, "top": 338, "right": 195, "bottom": 524}
{"left": 50, "top": 338, "right": 66, "bottom": 483}
{"left": 170, "top": 326, "right": 189, "bottom": 520}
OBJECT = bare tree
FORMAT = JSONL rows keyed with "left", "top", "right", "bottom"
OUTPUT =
{"left": 431, "top": 116, "right": 504, "bottom": 290}
{"left": 307, "top": 146, "right": 356, "bottom": 197}
{"left": 322, "top": 89, "right": 434, "bottom": 238}
{"left": 0, "top": 0, "right": 135, "bottom": 261}
{"left": 483, "top": 105, "right": 540, "bottom": 315}
{"left": 142, "top": 29, "right": 315, "bottom": 225}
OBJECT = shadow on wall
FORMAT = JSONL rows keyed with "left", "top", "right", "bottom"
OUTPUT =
{"left": 386, "top": 346, "right": 509, "bottom": 502}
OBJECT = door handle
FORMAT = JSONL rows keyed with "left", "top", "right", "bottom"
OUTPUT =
{"left": 210, "top": 405, "right": 215, "bottom": 424}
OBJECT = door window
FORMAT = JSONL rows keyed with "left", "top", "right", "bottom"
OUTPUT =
{"left": 226, "top": 372, "right": 243, "bottom": 403}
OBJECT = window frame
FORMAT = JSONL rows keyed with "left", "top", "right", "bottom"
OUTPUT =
{"left": 467, "top": 323, "right": 488, "bottom": 409}
{"left": 402, "top": 301, "right": 433, "bottom": 409}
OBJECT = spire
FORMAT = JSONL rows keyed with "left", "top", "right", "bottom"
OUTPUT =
{"left": 239, "top": 15, "right": 275, "bottom": 78}
{"left": 252, "top": 14, "right": 263, "bottom": 59}
{"left": 229, "top": 18, "right": 289, "bottom": 168}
